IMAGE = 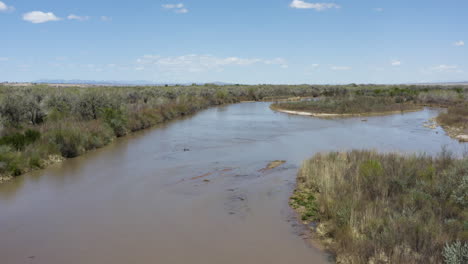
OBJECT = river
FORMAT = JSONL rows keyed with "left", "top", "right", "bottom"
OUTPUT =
{"left": 0, "top": 102, "right": 466, "bottom": 264}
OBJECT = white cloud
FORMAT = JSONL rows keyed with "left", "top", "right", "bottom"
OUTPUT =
{"left": 264, "top": 58, "right": 289, "bottom": 68}
{"left": 101, "top": 16, "right": 112, "bottom": 22}
{"left": 0, "top": 1, "right": 14, "bottom": 12}
{"left": 431, "top": 64, "right": 463, "bottom": 73}
{"left": 136, "top": 54, "right": 288, "bottom": 73}
{"left": 311, "top": 64, "right": 320, "bottom": 68}
{"left": 289, "top": 1, "right": 340, "bottom": 11}
{"left": 175, "top": 8, "right": 189, "bottom": 14}
{"left": 162, "top": 3, "right": 184, "bottom": 9}
{"left": 391, "top": 60, "right": 401, "bottom": 66}
{"left": 374, "top": 8, "right": 384, "bottom": 12}
{"left": 0, "top": 57, "right": 9, "bottom": 61}
{"left": 330, "top": 65, "right": 351, "bottom": 71}
{"left": 163, "top": 3, "right": 189, "bottom": 14}
{"left": 23, "top": 11, "right": 60, "bottom": 23}
{"left": 67, "top": 14, "right": 90, "bottom": 21}
{"left": 454, "top": 40, "right": 465, "bottom": 47}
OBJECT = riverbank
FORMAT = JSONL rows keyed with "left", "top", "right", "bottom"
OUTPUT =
{"left": 290, "top": 150, "right": 468, "bottom": 264}
{"left": 0, "top": 86, "right": 240, "bottom": 183}
{"left": 436, "top": 103, "right": 468, "bottom": 142}
{"left": 271, "top": 96, "right": 423, "bottom": 117}
{"left": 271, "top": 106, "right": 424, "bottom": 118}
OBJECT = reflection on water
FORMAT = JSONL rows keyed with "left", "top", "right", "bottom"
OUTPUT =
{"left": 0, "top": 102, "right": 466, "bottom": 264}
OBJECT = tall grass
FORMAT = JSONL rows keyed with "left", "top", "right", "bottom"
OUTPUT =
{"left": 291, "top": 150, "right": 468, "bottom": 263}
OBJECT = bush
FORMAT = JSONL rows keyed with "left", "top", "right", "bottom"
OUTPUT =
{"left": 48, "top": 128, "right": 84, "bottom": 158}
{"left": 0, "top": 129, "right": 41, "bottom": 150}
{"left": 417, "top": 90, "right": 463, "bottom": 106}
{"left": 102, "top": 107, "right": 128, "bottom": 137}
{"left": 293, "top": 150, "right": 468, "bottom": 263}
{"left": 437, "top": 103, "right": 468, "bottom": 129}
{"left": 443, "top": 241, "right": 468, "bottom": 264}
{"left": 0, "top": 93, "right": 28, "bottom": 126}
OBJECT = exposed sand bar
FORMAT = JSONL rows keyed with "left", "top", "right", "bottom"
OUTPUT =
{"left": 272, "top": 107, "right": 424, "bottom": 118}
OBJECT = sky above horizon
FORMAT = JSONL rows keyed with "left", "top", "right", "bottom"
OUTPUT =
{"left": 1, "top": 0, "right": 467, "bottom": 84}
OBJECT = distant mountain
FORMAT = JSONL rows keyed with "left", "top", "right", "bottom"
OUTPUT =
{"left": 34, "top": 79, "right": 234, "bottom": 86}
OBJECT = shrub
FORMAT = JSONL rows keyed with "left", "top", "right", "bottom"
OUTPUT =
{"left": 293, "top": 150, "right": 468, "bottom": 263}
{"left": 0, "top": 129, "right": 41, "bottom": 150}
{"left": 0, "top": 93, "right": 28, "bottom": 126}
{"left": 437, "top": 103, "right": 468, "bottom": 129}
{"left": 443, "top": 241, "right": 468, "bottom": 264}
{"left": 48, "top": 128, "right": 84, "bottom": 158}
{"left": 73, "top": 90, "right": 113, "bottom": 120}
{"left": 417, "top": 90, "right": 463, "bottom": 106}
{"left": 102, "top": 107, "right": 128, "bottom": 137}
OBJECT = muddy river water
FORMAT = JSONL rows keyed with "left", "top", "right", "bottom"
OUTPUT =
{"left": 0, "top": 102, "right": 466, "bottom": 264}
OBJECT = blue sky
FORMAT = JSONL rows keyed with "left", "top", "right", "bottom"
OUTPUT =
{"left": 0, "top": 0, "right": 467, "bottom": 84}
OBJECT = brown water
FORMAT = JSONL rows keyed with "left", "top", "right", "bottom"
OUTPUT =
{"left": 1, "top": 102, "right": 466, "bottom": 264}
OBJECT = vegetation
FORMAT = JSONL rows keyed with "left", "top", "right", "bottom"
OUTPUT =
{"left": 271, "top": 96, "right": 422, "bottom": 115}
{"left": 0, "top": 83, "right": 333, "bottom": 180}
{"left": 0, "top": 83, "right": 467, "bottom": 181}
{"left": 437, "top": 103, "right": 468, "bottom": 141}
{"left": 290, "top": 150, "right": 468, "bottom": 264}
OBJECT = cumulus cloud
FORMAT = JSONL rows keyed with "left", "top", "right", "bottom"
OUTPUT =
{"left": 136, "top": 54, "right": 288, "bottom": 72}
{"left": 23, "top": 11, "right": 61, "bottom": 23}
{"left": 330, "top": 65, "right": 351, "bottom": 71}
{"left": 391, "top": 60, "right": 401, "bottom": 66}
{"left": 67, "top": 14, "right": 90, "bottom": 21}
{"left": 454, "top": 40, "right": 465, "bottom": 47}
{"left": 290, "top": 1, "right": 340, "bottom": 11}
{"left": 0, "top": 1, "right": 14, "bottom": 12}
{"left": 163, "top": 3, "right": 189, "bottom": 13}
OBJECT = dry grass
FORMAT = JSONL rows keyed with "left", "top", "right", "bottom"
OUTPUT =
{"left": 291, "top": 150, "right": 468, "bottom": 263}
{"left": 437, "top": 103, "right": 468, "bottom": 129}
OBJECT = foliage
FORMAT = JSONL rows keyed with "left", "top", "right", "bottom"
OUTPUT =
{"left": 294, "top": 150, "right": 468, "bottom": 263}
{"left": 0, "top": 129, "right": 41, "bottom": 150}
{"left": 443, "top": 241, "right": 468, "bottom": 264}
{"left": 437, "top": 103, "right": 468, "bottom": 130}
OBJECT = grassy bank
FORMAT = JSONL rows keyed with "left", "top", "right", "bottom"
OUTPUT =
{"left": 290, "top": 150, "right": 468, "bottom": 264}
{"left": 271, "top": 96, "right": 422, "bottom": 116}
{"left": 437, "top": 103, "right": 468, "bottom": 142}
